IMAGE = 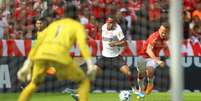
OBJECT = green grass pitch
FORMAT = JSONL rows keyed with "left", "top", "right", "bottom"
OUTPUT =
{"left": 0, "top": 92, "right": 201, "bottom": 101}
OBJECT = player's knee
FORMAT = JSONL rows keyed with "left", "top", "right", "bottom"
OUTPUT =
{"left": 146, "top": 67, "right": 154, "bottom": 77}
{"left": 95, "top": 66, "right": 102, "bottom": 75}
{"left": 120, "top": 65, "right": 131, "bottom": 76}
{"left": 124, "top": 70, "right": 131, "bottom": 76}
{"left": 127, "top": 71, "right": 131, "bottom": 76}
{"left": 138, "top": 73, "right": 145, "bottom": 80}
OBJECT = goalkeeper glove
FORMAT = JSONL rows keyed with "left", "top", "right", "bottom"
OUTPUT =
{"left": 17, "top": 59, "right": 32, "bottom": 82}
{"left": 86, "top": 60, "right": 97, "bottom": 80}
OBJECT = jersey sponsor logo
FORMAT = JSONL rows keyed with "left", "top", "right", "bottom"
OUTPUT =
{"left": 54, "top": 25, "right": 62, "bottom": 37}
{"left": 102, "top": 36, "right": 118, "bottom": 41}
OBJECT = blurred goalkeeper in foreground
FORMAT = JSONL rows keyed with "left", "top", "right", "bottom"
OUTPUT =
{"left": 17, "top": 7, "right": 96, "bottom": 101}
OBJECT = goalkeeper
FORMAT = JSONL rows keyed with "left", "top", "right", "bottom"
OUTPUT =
{"left": 17, "top": 18, "right": 96, "bottom": 101}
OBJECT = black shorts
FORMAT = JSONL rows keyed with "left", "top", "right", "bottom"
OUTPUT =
{"left": 95, "top": 55, "right": 126, "bottom": 70}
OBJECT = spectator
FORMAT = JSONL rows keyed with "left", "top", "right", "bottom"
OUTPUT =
{"left": 148, "top": 0, "right": 161, "bottom": 21}
{"left": 116, "top": 9, "right": 128, "bottom": 37}
{"left": 85, "top": 15, "right": 101, "bottom": 40}
{"left": 0, "top": 8, "right": 8, "bottom": 39}
{"left": 190, "top": 15, "right": 201, "bottom": 30}
{"left": 183, "top": 10, "right": 192, "bottom": 39}
{"left": 189, "top": 24, "right": 201, "bottom": 56}
{"left": 118, "top": 8, "right": 132, "bottom": 40}
{"left": 0, "top": 16, "right": 6, "bottom": 39}
{"left": 190, "top": 24, "right": 201, "bottom": 40}
{"left": 78, "top": 10, "right": 89, "bottom": 25}
{"left": 192, "top": 3, "right": 201, "bottom": 20}
{"left": 33, "top": 0, "right": 48, "bottom": 17}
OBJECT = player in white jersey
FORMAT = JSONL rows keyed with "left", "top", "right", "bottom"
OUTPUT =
{"left": 95, "top": 17, "right": 134, "bottom": 89}
{"left": 67, "top": 18, "right": 139, "bottom": 101}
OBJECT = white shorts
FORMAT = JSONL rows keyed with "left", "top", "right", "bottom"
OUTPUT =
{"left": 136, "top": 56, "right": 159, "bottom": 73}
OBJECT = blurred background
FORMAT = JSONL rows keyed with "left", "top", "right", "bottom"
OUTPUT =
{"left": 0, "top": 0, "right": 201, "bottom": 100}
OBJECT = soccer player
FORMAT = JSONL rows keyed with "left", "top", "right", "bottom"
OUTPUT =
{"left": 95, "top": 17, "right": 134, "bottom": 89}
{"left": 66, "top": 17, "right": 139, "bottom": 101}
{"left": 34, "top": 17, "right": 49, "bottom": 33}
{"left": 136, "top": 22, "right": 169, "bottom": 97}
{"left": 17, "top": 18, "right": 97, "bottom": 101}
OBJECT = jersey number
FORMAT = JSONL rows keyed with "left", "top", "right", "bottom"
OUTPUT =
{"left": 55, "top": 26, "right": 62, "bottom": 37}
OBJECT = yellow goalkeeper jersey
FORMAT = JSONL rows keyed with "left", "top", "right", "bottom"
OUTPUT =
{"left": 28, "top": 18, "right": 91, "bottom": 65}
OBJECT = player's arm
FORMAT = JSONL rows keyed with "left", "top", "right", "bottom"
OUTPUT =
{"left": 146, "top": 43, "right": 158, "bottom": 61}
{"left": 146, "top": 36, "right": 165, "bottom": 67}
{"left": 146, "top": 41, "right": 165, "bottom": 67}
{"left": 109, "top": 38, "right": 127, "bottom": 47}
{"left": 109, "top": 27, "right": 127, "bottom": 47}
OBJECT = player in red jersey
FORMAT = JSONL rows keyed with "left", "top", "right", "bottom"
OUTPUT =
{"left": 136, "top": 22, "right": 169, "bottom": 97}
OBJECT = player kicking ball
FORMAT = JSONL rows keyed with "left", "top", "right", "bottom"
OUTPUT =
{"left": 135, "top": 22, "right": 169, "bottom": 99}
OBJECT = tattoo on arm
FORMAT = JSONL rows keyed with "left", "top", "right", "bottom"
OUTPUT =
{"left": 147, "top": 44, "right": 154, "bottom": 51}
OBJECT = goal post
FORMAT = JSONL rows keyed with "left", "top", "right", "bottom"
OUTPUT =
{"left": 169, "top": 0, "right": 184, "bottom": 101}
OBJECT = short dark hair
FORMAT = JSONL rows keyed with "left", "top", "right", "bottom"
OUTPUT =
{"left": 161, "top": 22, "right": 170, "bottom": 29}
{"left": 35, "top": 17, "right": 49, "bottom": 26}
{"left": 65, "top": 3, "right": 78, "bottom": 19}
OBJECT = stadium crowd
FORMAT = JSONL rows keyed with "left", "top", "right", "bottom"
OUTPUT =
{"left": 0, "top": 0, "right": 200, "bottom": 40}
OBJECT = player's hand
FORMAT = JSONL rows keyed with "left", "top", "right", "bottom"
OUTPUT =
{"left": 86, "top": 60, "right": 97, "bottom": 80}
{"left": 109, "top": 41, "right": 116, "bottom": 47}
{"left": 87, "top": 64, "right": 97, "bottom": 80}
{"left": 17, "top": 59, "right": 32, "bottom": 82}
{"left": 157, "top": 60, "right": 165, "bottom": 67}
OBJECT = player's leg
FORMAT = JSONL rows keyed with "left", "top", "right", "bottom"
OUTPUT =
{"left": 94, "top": 56, "right": 106, "bottom": 75}
{"left": 119, "top": 65, "right": 133, "bottom": 86}
{"left": 18, "top": 60, "right": 47, "bottom": 101}
{"left": 136, "top": 57, "right": 147, "bottom": 92}
{"left": 135, "top": 67, "right": 146, "bottom": 99}
{"left": 145, "top": 66, "right": 154, "bottom": 95}
{"left": 114, "top": 56, "right": 132, "bottom": 83}
{"left": 145, "top": 59, "right": 158, "bottom": 95}
{"left": 137, "top": 71, "right": 145, "bottom": 92}
{"left": 63, "top": 56, "right": 104, "bottom": 101}
{"left": 115, "top": 56, "right": 136, "bottom": 93}
{"left": 54, "top": 61, "right": 90, "bottom": 101}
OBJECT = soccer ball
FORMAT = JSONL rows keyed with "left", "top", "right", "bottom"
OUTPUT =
{"left": 119, "top": 90, "right": 131, "bottom": 101}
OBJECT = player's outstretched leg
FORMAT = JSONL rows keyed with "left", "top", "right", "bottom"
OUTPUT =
{"left": 18, "top": 82, "right": 38, "bottom": 101}
{"left": 137, "top": 73, "right": 145, "bottom": 93}
{"left": 145, "top": 80, "right": 154, "bottom": 95}
{"left": 77, "top": 78, "right": 90, "bottom": 101}
{"left": 18, "top": 60, "right": 46, "bottom": 101}
{"left": 145, "top": 66, "right": 154, "bottom": 95}
{"left": 61, "top": 62, "right": 90, "bottom": 101}
{"left": 119, "top": 65, "right": 135, "bottom": 89}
